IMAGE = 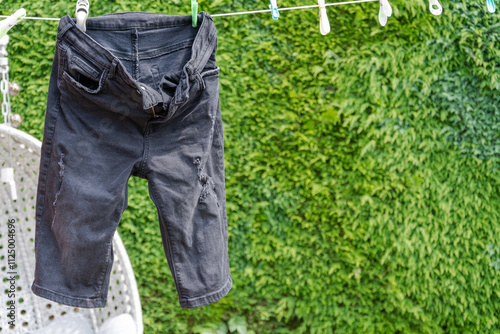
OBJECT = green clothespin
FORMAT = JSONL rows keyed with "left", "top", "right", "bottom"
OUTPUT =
{"left": 0, "top": 8, "right": 26, "bottom": 39}
{"left": 191, "top": 0, "right": 198, "bottom": 28}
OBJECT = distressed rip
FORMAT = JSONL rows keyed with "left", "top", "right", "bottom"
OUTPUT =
{"left": 52, "top": 154, "right": 65, "bottom": 207}
{"left": 51, "top": 154, "right": 65, "bottom": 229}
{"left": 193, "top": 157, "right": 216, "bottom": 204}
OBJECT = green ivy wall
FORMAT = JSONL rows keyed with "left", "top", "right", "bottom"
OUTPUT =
{"left": 2, "top": 0, "right": 499, "bottom": 333}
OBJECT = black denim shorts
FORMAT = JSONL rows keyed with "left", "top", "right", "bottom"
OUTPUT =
{"left": 32, "top": 12, "right": 232, "bottom": 309}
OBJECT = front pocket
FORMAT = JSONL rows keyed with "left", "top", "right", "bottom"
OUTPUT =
{"left": 61, "top": 56, "right": 108, "bottom": 94}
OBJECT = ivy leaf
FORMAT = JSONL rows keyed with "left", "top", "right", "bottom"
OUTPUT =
{"left": 228, "top": 316, "right": 247, "bottom": 334}
{"left": 192, "top": 322, "right": 228, "bottom": 334}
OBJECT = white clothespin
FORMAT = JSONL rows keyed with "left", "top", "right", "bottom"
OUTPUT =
{"left": 75, "top": 0, "right": 90, "bottom": 32}
{"left": 318, "top": 0, "right": 330, "bottom": 35}
{"left": 1, "top": 167, "right": 17, "bottom": 202}
{"left": 429, "top": 0, "right": 443, "bottom": 15}
{"left": 0, "top": 8, "right": 26, "bottom": 40}
{"left": 269, "top": 0, "right": 280, "bottom": 20}
{"left": 378, "top": 0, "right": 392, "bottom": 26}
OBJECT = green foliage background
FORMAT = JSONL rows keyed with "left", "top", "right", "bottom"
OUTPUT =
{"left": 2, "top": 0, "right": 500, "bottom": 332}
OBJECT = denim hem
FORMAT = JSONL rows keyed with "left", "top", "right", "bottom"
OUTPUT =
{"left": 179, "top": 276, "right": 232, "bottom": 309}
{"left": 31, "top": 283, "right": 107, "bottom": 308}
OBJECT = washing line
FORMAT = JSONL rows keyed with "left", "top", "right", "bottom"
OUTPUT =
{"left": 0, "top": 0, "right": 378, "bottom": 20}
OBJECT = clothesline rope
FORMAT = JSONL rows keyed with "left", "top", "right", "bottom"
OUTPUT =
{"left": 212, "top": 0, "right": 378, "bottom": 17}
{"left": 0, "top": 0, "right": 378, "bottom": 20}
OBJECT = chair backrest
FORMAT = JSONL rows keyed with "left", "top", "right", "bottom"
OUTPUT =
{"left": 0, "top": 124, "right": 143, "bottom": 333}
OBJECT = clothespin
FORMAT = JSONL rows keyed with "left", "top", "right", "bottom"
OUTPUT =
{"left": 75, "top": 0, "right": 89, "bottom": 32}
{"left": 0, "top": 8, "right": 26, "bottom": 40}
{"left": 192, "top": 0, "right": 198, "bottom": 27}
{"left": 318, "top": 0, "right": 330, "bottom": 35}
{"left": 269, "top": 0, "right": 280, "bottom": 20}
{"left": 429, "top": 0, "right": 443, "bottom": 15}
{"left": 487, "top": 0, "right": 496, "bottom": 13}
{"left": 378, "top": 0, "right": 392, "bottom": 26}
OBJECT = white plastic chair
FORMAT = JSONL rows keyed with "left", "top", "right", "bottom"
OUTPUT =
{"left": 0, "top": 123, "right": 144, "bottom": 333}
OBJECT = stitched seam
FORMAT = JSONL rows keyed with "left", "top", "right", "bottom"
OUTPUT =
{"left": 138, "top": 126, "right": 150, "bottom": 178}
{"left": 32, "top": 283, "right": 105, "bottom": 301}
{"left": 97, "top": 240, "right": 114, "bottom": 298}
{"left": 86, "top": 21, "right": 193, "bottom": 31}
{"left": 61, "top": 67, "right": 109, "bottom": 94}
{"left": 35, "top": 96, "right": 62, "bottom": 255}
{"left": 60, "top": 38, "right": 110, "bottom": 69}
{"left": 70, "top": 56, "right": 100, "bottom": 80}
{"left": 201, "top": 67, "right": 220, "bottom": 78}
{"left": 137, "top": 40, "right": 195, "bottom": 60}
{"left": 148, "top": 179, "right": 187, "bottom": 299}
{"left": 180, "top": 277, "right": 231, "bottom": 304}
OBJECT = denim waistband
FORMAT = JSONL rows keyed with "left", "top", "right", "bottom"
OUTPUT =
{"left": 56, "top": 12, "right": 218, "bottom": 110}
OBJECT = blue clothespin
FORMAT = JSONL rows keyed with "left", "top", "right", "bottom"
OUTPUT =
{"left": 269, "top": 0, "right": 280, "bottom": 20}
{"left": 487, "top": 0, "right": 496, "bottom": 13}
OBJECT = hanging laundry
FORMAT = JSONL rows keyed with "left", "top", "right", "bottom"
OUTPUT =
{"left": 31, "top": 10, "right": 232, "bottom": 310}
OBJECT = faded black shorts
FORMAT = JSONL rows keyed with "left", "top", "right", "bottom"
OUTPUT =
{"left": 32, "top": 12, "right": 232, "bottom": 309}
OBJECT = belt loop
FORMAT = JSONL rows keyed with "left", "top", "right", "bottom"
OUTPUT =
{"left": 57, "top": 16, "right": 74, "bottom": 40}
{"left": 186, "top": 66, "right": 206, "bottom": 91}
{"left": 194, "top": 71, "right": 205, "bottom": 90}
{"left": 109, "top": 58, "right": 119, "bottom": 79}
{"left": 188, "top": 13, "right": 218, "bottom": 78}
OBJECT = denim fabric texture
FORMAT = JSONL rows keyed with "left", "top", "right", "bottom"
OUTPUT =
{"left": 32, "top": 11, "right": 232, "bottom": 309}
